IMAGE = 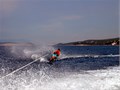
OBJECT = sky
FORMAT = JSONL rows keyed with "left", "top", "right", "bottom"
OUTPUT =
{"left": 0, "top": 0, "right": 119, "bottom": 44}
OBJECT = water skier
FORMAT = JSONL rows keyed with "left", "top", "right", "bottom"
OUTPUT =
{"left": 49, "top": 48, "right": 61, "bottom": 64}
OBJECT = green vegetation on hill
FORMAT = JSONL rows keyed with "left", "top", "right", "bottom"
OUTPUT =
{"left": 57, "top": 38, "right": 119, "bottom": 46}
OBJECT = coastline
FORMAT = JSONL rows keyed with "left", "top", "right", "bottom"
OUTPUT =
{"left": 56, "top": 37, "right": 119, "bottom": 46}
{"left": 0, "top": 37, "right": 119, "bottom": 47}
{"left": 0, "top": 42, "right": 34, "bottom": 47}
{"left": 56, "top": 44, "right": 119, "bottom": 47}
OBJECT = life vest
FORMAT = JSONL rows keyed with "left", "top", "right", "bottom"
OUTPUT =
{"left": 54, "top": 50, "right": 61, "bottom": 56}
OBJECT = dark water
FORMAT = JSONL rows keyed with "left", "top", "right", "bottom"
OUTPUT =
{"left": 53, "top": 46, "right": 119, "bottom": 71}
{"left": 56, "top": 45, "right": 119, "bottom": 55}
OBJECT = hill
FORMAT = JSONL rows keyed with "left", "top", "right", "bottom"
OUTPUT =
{"left": 57, "top": 38, "right": 119, "bottom": 46}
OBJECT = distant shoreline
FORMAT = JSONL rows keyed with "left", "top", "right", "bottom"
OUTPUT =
{"left": 56, "top": 37, "right": 119, "bottom": 46}
{"left": 56, "top": 44, "right": 120, "bottom": 47}
{"left": 0, "top": 42, "right": 34, "bottom": 47}
{"left": 0, "top": 37, "right": 119, "bottom": 47}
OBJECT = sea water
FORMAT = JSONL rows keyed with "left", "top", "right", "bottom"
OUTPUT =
{"left": 0, "top": 45, "right": 119, "bottom": 90}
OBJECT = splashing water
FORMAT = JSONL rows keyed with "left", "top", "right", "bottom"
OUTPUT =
{"left": 0, "top": 45, "right": 119, "bottom": 90}
{"left": 0, "top": 66, "right": 120, "bottom": 90}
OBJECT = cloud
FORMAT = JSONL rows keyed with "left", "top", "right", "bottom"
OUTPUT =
{"left": 41, "top": 22, "right": 63, "bottom": 32}
{"left": 64, "top": 15, "right": 81, "bottom": 20}
{"left": 0, "top": 0, "right": 20, "bottom": 15}
{"left": 39, "top": 15, "right": 81, "bottom": 31}
{"left": 26, "top": 15, "right": 82, "bottom": 33}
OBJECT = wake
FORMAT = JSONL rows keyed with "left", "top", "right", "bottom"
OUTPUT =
{"left": 30, "top": 53, "right": 120, "bottom": 63}
{"left": 60, "top": 54, "right": 120, "bottom": 60}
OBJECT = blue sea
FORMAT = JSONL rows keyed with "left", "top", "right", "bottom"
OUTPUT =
{"left": 0, "top": 45, "right": 119, "bottom": 90}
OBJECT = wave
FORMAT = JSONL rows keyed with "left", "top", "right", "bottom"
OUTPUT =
{"left": 60, "top": 54, "right": 120, "bottom": 60}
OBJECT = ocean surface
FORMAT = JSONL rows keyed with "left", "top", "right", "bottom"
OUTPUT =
{"left": 0, "top": 45, "right": 119, "bottom": 90}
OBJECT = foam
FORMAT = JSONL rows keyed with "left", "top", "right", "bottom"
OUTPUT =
{"left": 60, "top": 54, "right": 120, "bottom": 60}
{"left": 0, "top": 66, "right": 120, "bottom": 90}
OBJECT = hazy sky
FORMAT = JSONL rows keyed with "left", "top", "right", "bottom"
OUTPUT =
{"left": 0, "top": 0, "right": 119, "bottom": 44}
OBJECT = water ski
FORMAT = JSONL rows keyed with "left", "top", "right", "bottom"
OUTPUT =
{"left": 48, "top": 55, "right": 57, "bottom": 65}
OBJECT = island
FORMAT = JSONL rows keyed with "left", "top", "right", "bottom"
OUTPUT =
{"left": 56, "top": 37, "right": 119, "bottom": 46}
